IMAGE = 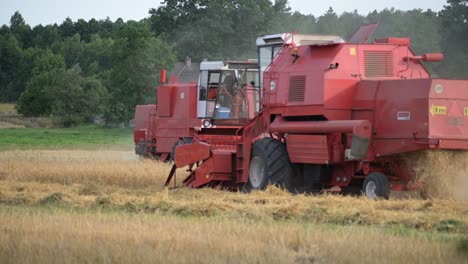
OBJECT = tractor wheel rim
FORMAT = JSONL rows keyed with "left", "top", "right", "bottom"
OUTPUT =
{"left": 365, "top": 181, "right": 377, "bottom": 199}
{"left": 249, "top": 156, "right": 265, "bottom": 189}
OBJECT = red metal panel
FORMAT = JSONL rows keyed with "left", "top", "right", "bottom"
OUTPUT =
{"left": 429, "top": 98, "right": 467, "bottom": 140}
{"left": 428, "top": 79, "right": 468, "bottom": 143}
{"left": 374, "top": 38, "right": 410, "bottom": 46}
{"left": 323, "top": 79, "right": 358, "bottom": 111}
{"left": 134, "top": 105, "right": 155, "bottom": 130}
{"left": 367, "top": 78, "right": 468, "bottom": 155}
{"left": 174, "top": 142, "right": 211, "bottom": 168}
{"left": 270, "top": 105, "right": 325, "bottom": 117}
{"left": 153, "top": 83, "right": 199, "bottom": 153}
{"left": 438, "top": 139, "right": 468, "bottom": 149}
{"left": 211, "top": 149, "right": 234, "bottom": 174}
{"left": 352, "top": 81, "right": 379, "bottom": 110}
{"left": 157, "top": 86, "right": 174, "bottom": 117}
{"left": 133, "top": 105, "right": 156, "bottom": 143}
{"left": 269, "top": 117, "right": 371, "bottom": 139}
{"left": 156, "top": 138, "right": 178, "bottom": 154}
{"left": 286, "top": 134, "right": 331, "bottom": 164}
{"left": 373, "top": 79, "right": 431, "bottom": 140}
{"left": 373, "top": 139, "right": 430, "bottom": 157}
{"left": 191, "top": 158, "right": 214, "bottom": 188}
{"left": 133, "top": 130, "right": 146, "bottom": 143}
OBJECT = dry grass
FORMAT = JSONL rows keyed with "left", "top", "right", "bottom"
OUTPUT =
{"left": 0, "top": 206, "right": 466, "bottom": 264}
{"left": 0, "top": 149, "right": 467, "bottom": 263}
{"left": 0, "top": 104, "right": 15, "bottom": 114}
{"left": 0, "top": 150, "right": 467, "bottom": 233}
{"left": 0, "top": 181, "right": 467, "bottom": 233}
{"left": 0, "top": 114, "right": 54, "bottom": 128}
{"left": 0, "top": 150, "right": 167, "bottom": 189}
{"left": 402, "top": 150, "right": 468, "bottom": 200}
{"left": 0, "top": 104, "right": 54, "bottom": 128}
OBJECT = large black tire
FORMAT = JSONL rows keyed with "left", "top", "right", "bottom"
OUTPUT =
{"left": 170, "top": 138, "right": 193, "bottom": 162}
{"left": 362, "top": 172, "right": 390, "bottom": 199}
{"left": 244, "top": 138, "right": 293, "bottom": 191}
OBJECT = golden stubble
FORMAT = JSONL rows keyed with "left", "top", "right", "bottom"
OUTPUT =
{"left": 0, "top": 149, "right": 171, "bottom": 189}
{"left": 0, "top": 149, "right": 467, "bottom": 232}
{"left": 0, "top": 207, "right": 466, "bottom": 264}
{"left": 0, "top": 149, "right": 467, "bottom": 263}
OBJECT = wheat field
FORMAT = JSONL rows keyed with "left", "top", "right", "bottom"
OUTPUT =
{"left": 0, "top": 149, "right": 467, "bottom": 263}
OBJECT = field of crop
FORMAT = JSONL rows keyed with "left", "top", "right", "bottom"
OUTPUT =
{"left": 0, "top": 110, "right": 467, "bottom": 263}
{"left": 0, "top": 147, "right": 467, "bottom": 263}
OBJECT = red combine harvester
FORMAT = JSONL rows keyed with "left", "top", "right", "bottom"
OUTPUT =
{"left": 142, "top": 24, "right": 468, "bottom": 199}
{"left": 134, "top": 60, "right": 259, "bottom": 161}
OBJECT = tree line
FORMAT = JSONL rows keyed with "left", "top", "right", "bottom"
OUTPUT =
{"left": 1, "top": 13, "right": 176, "bottom": 126}
{"left": 0, "top": 0, "right": 466, "bottom": 126}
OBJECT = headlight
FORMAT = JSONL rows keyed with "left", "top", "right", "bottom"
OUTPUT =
{"left": 202, "top": 119, "right": 212, "bottom": 128}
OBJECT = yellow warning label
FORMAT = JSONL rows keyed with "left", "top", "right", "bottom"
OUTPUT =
{"left": 430, "top": 104, "right": 447, "bottom": 116}
{"left": 350, "top": 47, "right": 356, "bottom": 56}
{"left": 465, "top": 107, "right": 468, "bottom": 116}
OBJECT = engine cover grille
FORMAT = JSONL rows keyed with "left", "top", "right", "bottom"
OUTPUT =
{"left": 288, "top": 75, "right": 306, "bottom": 102}
{"left": 364, "top": 51, "right": 394, "bottom": 78}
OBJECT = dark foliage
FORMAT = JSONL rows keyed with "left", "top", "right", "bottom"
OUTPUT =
{"left": 0, "top": 1, "right": 467, "bottom": 125}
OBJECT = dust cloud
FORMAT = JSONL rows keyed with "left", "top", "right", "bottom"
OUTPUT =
{"left": 403, "top": 150, "right": 468, "bottom": 200}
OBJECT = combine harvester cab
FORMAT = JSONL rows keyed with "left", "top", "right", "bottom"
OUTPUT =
{"left": 134, "top": 60, "right": 260, "bottom": 162}
{"left": 166, "top": 60, "right": 262, "bottom": 188}
{"left": 166, "top": 25, "right": 468, "bottom": 199}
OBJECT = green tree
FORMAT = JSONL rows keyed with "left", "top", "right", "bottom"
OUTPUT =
{"left": 149, "top": 0, "right": 285, "bottom": 60}
{"left": 81, "top": 35, "right": 114, "bottom": 76}
{"left": 366, "top": 9, "right": 442, "bottom": 74}
{"left": 96, "top": 17, "right": 118, "bottom": 39}
{"left": 74, "top": 19, "right": 92, "bottom": 42}
{"left": 16, "top": 50, "right": 65, "bottom": 116}
{"left": 0, "top": 34, "right": 24, "bottom": 101}
{"left": 338, "top": 11, "right": 367, "bottom": 39}
{"left": 31, "top": 24, "right": 61, "bottom": 48}
{"left": 16, "top": 50, "right": 108, "bottom": 126}
{"left": 316, "top": 7, "right": 340, "bottom": 34}
{"left": 367, "top": 9, "right": 441, "bottom": 53}
{"left": 437, "top": 0, "right": 468, "bottom": 78}
{"left": 60, "top": 34, "right": 85, "bottom": 68}
{"left": 0, "top": 25, "right": 11, "bottom": 36}
{"left": 9, "top": 11, "right": 32, "bottom": 47}
{"left": 105, "top": 22, "right": 176, "bottom": 124}
{"left": 59, "top": 17, "right": 76, "bottom": 38}
{"left": 50, "top": 66, "right": 108, "bottom": 126}
{"left": 269, "top": 11, "right": 317, "bottom": 35}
